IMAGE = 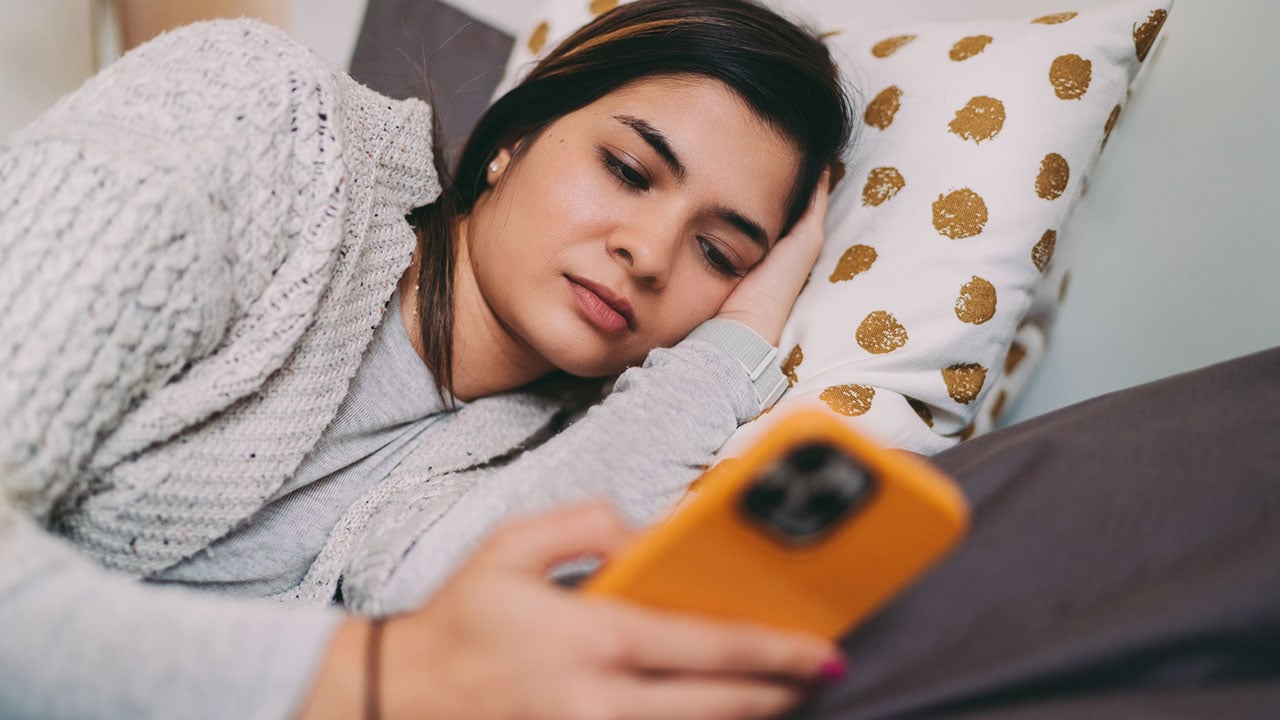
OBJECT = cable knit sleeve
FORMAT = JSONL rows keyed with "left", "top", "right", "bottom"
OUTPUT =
{"left": 0, "top": 21, "right": 351, "bottom": 719}
{"left": 0, "top": 140, "right": 232, "bottom": 525}
{"left": 0, "top": 16, "right": 348, "bottom": 526}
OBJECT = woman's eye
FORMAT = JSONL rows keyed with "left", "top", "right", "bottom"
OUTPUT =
{"left": 698, "top": 237, "right": 745, "bottom": 278}
{"left": 599, "top": 149, "right": 650, "bottom": 191}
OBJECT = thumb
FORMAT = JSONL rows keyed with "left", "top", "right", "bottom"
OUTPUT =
{"left": 480, "top": 501, "right": 641, "bottom": 575}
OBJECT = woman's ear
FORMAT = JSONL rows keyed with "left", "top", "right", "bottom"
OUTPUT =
{"left": 487, "top": 147, "right": 515, "bottom": 184}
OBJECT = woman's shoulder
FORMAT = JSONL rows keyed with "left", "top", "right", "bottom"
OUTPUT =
{"left": 8, "top": 20, "right": 337, "bottom": 166}
{"left": 107, "top": 18, "right": 330, "bottom": 97}
{"left": 146, "top": 17, "right": 318, "bottom": 65}
{"left": 13, "top": 17, "right": 434, "bottom": 192}
{"left": 2, "top": 17, "right": 436, "bottom": 327}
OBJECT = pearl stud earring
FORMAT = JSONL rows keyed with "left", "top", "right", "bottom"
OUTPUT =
{"left": 489, "top": 161, "right": 500, "bottom": 173}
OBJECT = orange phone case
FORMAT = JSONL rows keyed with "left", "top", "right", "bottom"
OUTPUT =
{"left": 582, "top": 409, "right": 970, "bottom": 638}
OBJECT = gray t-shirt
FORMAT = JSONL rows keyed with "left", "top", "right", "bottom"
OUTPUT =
{"left": 151, "top": 292, "right": 452, "bottom": 596}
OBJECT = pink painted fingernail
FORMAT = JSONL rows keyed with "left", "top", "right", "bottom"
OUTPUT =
{"left": 818, "top": 657, "right": 848, "bottom": 682}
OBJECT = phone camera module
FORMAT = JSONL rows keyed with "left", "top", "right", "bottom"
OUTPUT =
{"left": 741, "top": 443, "right": 876, "bottom": 541}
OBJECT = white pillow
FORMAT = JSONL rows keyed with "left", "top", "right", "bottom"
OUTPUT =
{"left": 496, "top": 0, "right": 1171, "bottom": 454}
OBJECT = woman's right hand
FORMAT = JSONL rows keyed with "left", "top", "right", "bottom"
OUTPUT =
{"left": 299, "top": 502, "right": 842, "bottom": 720}
{"left": 714, "top": 171, "right": 830, "bottom": 347}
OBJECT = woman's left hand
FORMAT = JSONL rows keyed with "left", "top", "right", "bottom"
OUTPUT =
{"left": 714, "top": 171, "right": 830, "bottom": 346}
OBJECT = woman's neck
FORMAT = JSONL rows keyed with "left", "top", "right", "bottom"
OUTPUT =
{"left": 399, "top": 221, "right": 554, "bottom": 402}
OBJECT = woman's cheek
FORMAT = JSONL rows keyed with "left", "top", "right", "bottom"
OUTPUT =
{"left": 671, "top": 284, "right": 733, "bottom": 342}
{"left": 541, "top": 167, "right": 615, "bottom": 237}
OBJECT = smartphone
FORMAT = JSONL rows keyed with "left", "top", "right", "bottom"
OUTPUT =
{"left": 582, "top": 408, "right": 969, "bottom": 638}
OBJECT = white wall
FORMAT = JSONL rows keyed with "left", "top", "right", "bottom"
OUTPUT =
{"left": 4, "top": 0, "right": 1277, "bottom": 423}
{"left": 289, "top": 0, "right": 367, "bottom": 70}
{"left": 1001, "top": 0, "right": 1280, "bottom": 422}
{"left": 0, "top": 1, "right": 96, "bottom": 137}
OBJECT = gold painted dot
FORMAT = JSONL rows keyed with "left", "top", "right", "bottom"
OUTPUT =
{"left": 955, "top": 276, "right": 997, "bottom": 325}
{"left": 829, "top": 159, "right": 847, "bottom": 192}
{"left": 781, "top": 344, "right": 803, "bottom": 387}
{"left": 948, "top": 96, "right": 1005, "bottom": 144}
{"left": 589, "top": 0, "right": 617, "bottom": 15}
{"left": 958, "top": 422, "right": 977, "bottom": 441}
{"left": 1059, "top": 271, "right": 1071, "bottom": 302}
{"left": 1102, "top": 104, "right": 1122, "bottom": 148}
{"left": 989, "top": 389, "right": 1009, "bottom": 420}
{"left": 1004, "top": 341, "right": 1028, "bottom": 373}
{"left": 942, "top": 363, "right": 987, "bottom": 405}
{"left": 818, "top": 29, "right": 844, "bottom": 40}
{"left": 1050, "top": 53, "right": 1092, "bottom": 100}
{"left": 528, "top": 21, "right": 550, "bottom": 54}
{"left": 1032, "top": 12, "right": 1078, "bottom": 25}
{"left": 864, "top": 86, "right": 903, "bottom": 130}
{"left": 950, "top": 35, "right": 993, "bottom": 61}
{"left": 861, "top": 166, "right": 905, "bottom": 206}
{"left": 1036, "top": 153, "right": 1070, "bottom": 200}
{"left": 1032, "top": 229, "right": 1057, "bottom": 272}
{"left": 932, "top": 188, "right": 989, "bottom": 239}
{"left": 820, "top": 384, "right": 876, "bottom": 417}
{"left": 856, "top": 311, "right": 909, "bottom": 354}
{"left": 1134, "top": 9, "right": 1168, "bottom": 62}
{"left": 871, "top": 35, "right": 917, "bottom": 58}
{"left": 829, "top": 244, "right": 878, "bottom": 283}
{"left": 906, "top": 397, "right": 934, "bottom": 427}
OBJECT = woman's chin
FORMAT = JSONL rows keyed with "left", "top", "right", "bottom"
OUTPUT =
{"left": 539, "top": 339, "right": 642, "bottom": 379}
{"left": 549, "top": 355, "right": 631, "bottom": 379}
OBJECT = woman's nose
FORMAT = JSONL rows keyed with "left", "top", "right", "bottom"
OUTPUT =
{"left": 607, "top": 223, "right": 679, "bottom": 289}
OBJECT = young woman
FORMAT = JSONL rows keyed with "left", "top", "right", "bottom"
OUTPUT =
{"left": 0, "top": 0, "right": 855, "bottom": 717}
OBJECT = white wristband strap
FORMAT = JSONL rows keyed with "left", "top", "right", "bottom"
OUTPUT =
{"left": 686, "top": 318, "right": 789, "bottom": 409}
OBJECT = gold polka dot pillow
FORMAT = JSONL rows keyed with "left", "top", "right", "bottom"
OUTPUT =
{"left": 497, "top": 0, "right": 1171, "bottom": 453}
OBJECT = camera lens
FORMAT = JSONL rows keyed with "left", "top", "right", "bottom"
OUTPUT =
{"left": 742, "top": 481, "right": 787, "bottom": 516}
{"left": 789, "top": 444, "right": 834, "bottom": 473}
{"left": 740, "top": 442, "right": 876, "bottom": 541}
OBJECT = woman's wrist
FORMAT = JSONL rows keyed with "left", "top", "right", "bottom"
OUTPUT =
{"left": 296, "top": 617, "right": 373, "bottom": 720}
{"left": 687, "top": 318, "right": 788, "bottom": 410}
{"left": 711, "top": 307, "right": 784, "bottom": 347}
{"left": 365, "top": 618, "right": 387, "bottom": 720}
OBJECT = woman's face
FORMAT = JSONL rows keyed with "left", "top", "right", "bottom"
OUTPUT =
{"left": 463, "top": 75, "right": 801, "bottom": 378}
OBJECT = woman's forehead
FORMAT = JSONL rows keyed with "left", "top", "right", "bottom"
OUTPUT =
{"left": 577, "top": 76, "right": 802, "bottom": 239}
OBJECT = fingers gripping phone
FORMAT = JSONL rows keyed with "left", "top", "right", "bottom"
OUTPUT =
{"left": 583, "top": 409, "right": 970, "bottom": 638}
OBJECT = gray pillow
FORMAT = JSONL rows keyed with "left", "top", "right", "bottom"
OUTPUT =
{"left": 348, "top": 0, "right": 513, "bottom": 164}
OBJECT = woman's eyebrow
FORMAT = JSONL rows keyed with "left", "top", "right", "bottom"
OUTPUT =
{"left": 713, "top": 206, "right": 769, "bottom": 251}
{"left": 612, "top": 114, "right": 769, "bottom": 251}
{"left": 613, "top": 114, "right": 686, "bottom": 181}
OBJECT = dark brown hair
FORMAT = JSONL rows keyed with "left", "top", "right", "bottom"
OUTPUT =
{"left": 409, "top": 0, "right": 853, "bottom": 400}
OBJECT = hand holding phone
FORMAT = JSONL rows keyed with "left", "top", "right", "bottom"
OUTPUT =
{"left": 583, "top": 409, "right": 969, "bottom": 638}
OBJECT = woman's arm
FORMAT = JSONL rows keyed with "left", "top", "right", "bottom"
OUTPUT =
{"left": 0, "top": 138, "right": 338, "bottom": 720}
{"left": 0, "top": 501, "right": 341, "bottom": 718}
{"left": 0, "top": 108, "right": 333, "bottom": 720}
{"left": 0, "top": 22, "right": 345, "bottom": 717}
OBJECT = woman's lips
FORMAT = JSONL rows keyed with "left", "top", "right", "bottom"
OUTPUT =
{"left": 567, "top": 276, "right": 634, "bottom": 335}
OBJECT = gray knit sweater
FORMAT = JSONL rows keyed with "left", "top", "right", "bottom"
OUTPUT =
{"left": 0, "top": 20, "right": 771, "bottom": 719}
